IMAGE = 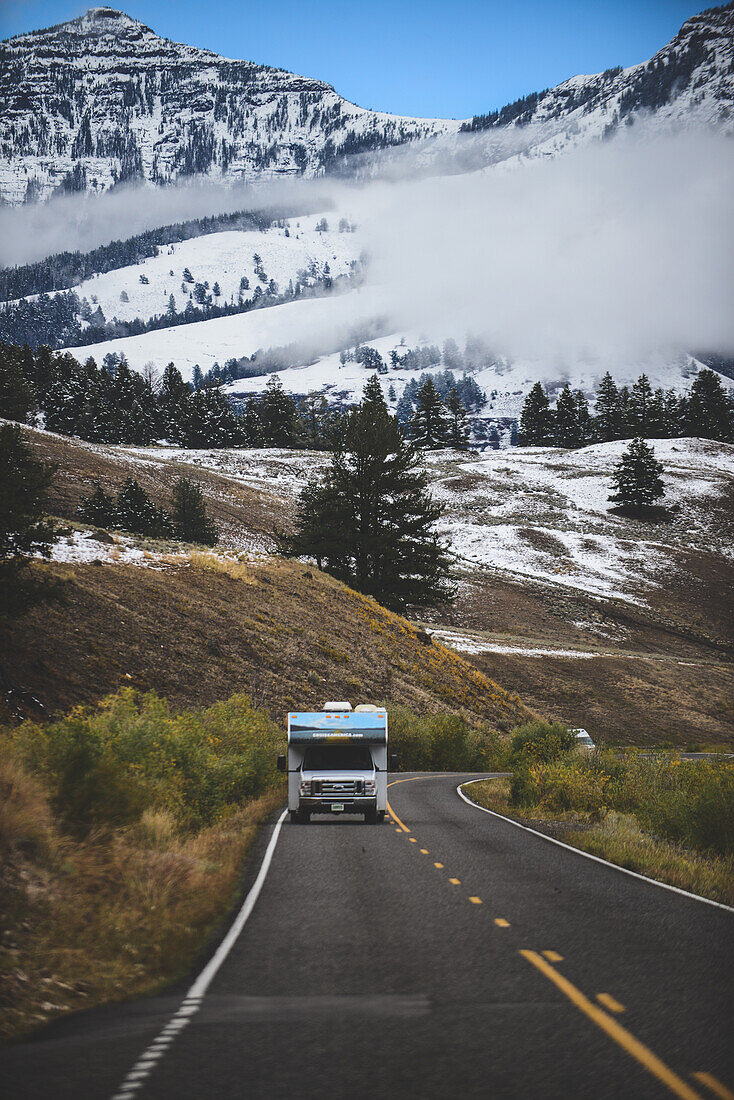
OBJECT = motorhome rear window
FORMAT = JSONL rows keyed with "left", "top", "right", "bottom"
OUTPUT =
{"left": 303, "top": 745, "right": 374, "bottom": 771}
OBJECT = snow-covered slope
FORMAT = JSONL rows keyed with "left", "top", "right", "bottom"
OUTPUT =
{"left": 53, "top": 214, "right": 362, "bottom": 326}
{"left": 113, "top": 437, "right": 734, "bottom": 606}
{"left": 462, "top": 3, "right": 734, "bottom": 148}
{"left": 0, "top": 7, "right": 459, "bottom": 204}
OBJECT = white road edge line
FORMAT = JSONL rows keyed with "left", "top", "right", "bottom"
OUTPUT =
{"left": 457, "top": 781, "right": 734, "bottom": 914}
{"left": 110, "top": 808, "right": 288, "bottom": 1099}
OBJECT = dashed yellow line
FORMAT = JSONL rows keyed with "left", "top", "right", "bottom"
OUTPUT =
{"left": 449, "top": 878, "right": 461, "bottom": 885}
{"left": 520, "top": 951, "right": 703, "bottom": 1100}
{"left": 434, "top": 862, "right": 444, "bottom": 869}
{"left": 469, "top": 896, "right": 482, "bottom": 905}
{"left": 420, "top": 848, "right": 429, "bottom": 855}
{"left": 543, "top": 950, "right": 564, "bottom": 963}
{"left": 494, "top": 918, "right": 510, "bottom": 927}
{"left": 597, "top": 993, "right": 625, "bottom": 1014}
{"left": 692, "top": 1072, "right": 734, "bottom": 1100}
{"left": 409, "top": 838, "right": 417, "bottom": 843}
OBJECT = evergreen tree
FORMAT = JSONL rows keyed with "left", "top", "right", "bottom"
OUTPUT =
{"left": 171, "top": 478, "right": 218, "bottom": 545}
{"left": 0, "top": 424, "right": 58, "bottom": 617}
{"left": 0, "top": 345, "right": 36, "bottom": 422}
{"left": 553, "top": 384, "right": 583, "bottom": 448}
{"left": 158, "top": 362, "right": 191, "bottom": 441}
{"left": 444, "top": 386, "right": 470, "bottom": 449}
{"left": 279, "top": 375, "right": 453, "bottom": 609}
{"left": 410, "top": 378, "right": 448, "bottom": 448}
{"left": 574, "top": 389, "right": 592, "bottom": 446}
{"left": 192, "top": 365, "right": 205, "bottom": 391}
{"left": 608, "top": 438, "right": 665, "bottom": 511}
{"left": 593, "top": 372, "right": 622, "bottom": 441}
{"left": 115, "top": 478, "right": 171, "bottom": 537}
{"left": 259, "top": 374, "right": 298, "bottom": 447}
{"left": 629, "top": 374, "right": 655, "bottom": 436}
{"left": 78, "top": 483, "right": 116, "bottom": 527}
{"left": 685, "top": 369, "right": 734, "bottom": 442}
{"left": 519, "top": 382, "right": 553, "bottom": 445}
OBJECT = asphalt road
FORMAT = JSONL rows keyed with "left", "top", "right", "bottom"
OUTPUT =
{"left": 2, "top": 773, "right": 732, "bottom": 1100}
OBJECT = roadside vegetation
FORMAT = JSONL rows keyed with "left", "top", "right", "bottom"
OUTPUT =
{"left": 0, "top": 689, "right": 285, "bottom": 1040}
{"left": 465, "top": 721, "right": 734, "bottom": 905}
{"left": 0, "top": 688, "right": 517, "bottom": 1040}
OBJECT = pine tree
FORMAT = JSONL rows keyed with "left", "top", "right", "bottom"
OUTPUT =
{"left": 685, "top": 369, "right": 734, "bottom": 442}
{"left": 444, "top": 387, "right": 470, "bottom": 449}
{"left": 167, "top": 293, "right": 177, "bottom": 316}
{"left": 629, "top": 374, "right": 655, "bottom": 436}
{"left": 171, "top": 478, "right": 218, "bottom": 545}
{"left": 259, "top": 374, "right": 298, "bottom": 447}
{"left": 78, "top": 483, "right": 116, "bottom": 527}
{"left": 594, "top": 372, "right": 622, "bottom": 441}
{"left": 279, "top": 375, "right": 453, "bottom": 609}
{"left": 410, "top": 378, "right": 448, "bottom": 449}
{"left": 0, "top": 424, "right": 58, "bottom": 617}
{"left": 519, "top": 382, "right": 553, "bottom": 445}
{"left": 553, "top": 384, "right": 583, "bottom": 448}
{"left": 158, "top": 362, "right": 190, "bottom": 441}
{"left": 0, "top": 345, "right": 36, "bottom": 422}
{"left": 608, "top": 438, "right": 665, "bottom": 512}
{"left": 115, "top": 478, "right": 171, "bottom": 537}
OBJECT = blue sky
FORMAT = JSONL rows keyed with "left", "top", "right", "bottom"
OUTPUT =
{"left": 0, "top": 0, "right": 708, "bottom": 118}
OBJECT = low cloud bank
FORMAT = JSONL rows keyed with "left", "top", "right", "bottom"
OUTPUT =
{"left": 358, "top": 129, "right": 734, "bottom": 361}
{"left": 5, "top": 126, "right": 733, "bottom": 365}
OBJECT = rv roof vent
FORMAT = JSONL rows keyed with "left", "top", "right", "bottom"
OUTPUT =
{"left": 322, "top": 701, "right": 352, "bottom": 711}
{"left": 354, "top": 704, "right": 379, "bottom": 712}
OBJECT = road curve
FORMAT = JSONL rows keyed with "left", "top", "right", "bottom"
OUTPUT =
{"left": 1, "top": 773, "right": 732, "bottom": 1100}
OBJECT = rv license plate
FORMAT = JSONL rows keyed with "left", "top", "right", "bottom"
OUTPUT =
{"left": 331, "top": 803, "right": 344, "bottom": 812}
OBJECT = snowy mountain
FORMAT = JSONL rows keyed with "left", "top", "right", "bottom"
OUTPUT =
{"left": 0, "top": 6, "right": 458, "bottom": 205}
{"left": 462, "top": 3, "right": 734, "bottom": 144}
{"left": 2, "top": 4, "right": 732, "bottom": 205}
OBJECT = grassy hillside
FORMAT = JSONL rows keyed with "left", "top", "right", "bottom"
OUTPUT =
{"left": 1, "top": 554, "right": 530, "bottom": 729}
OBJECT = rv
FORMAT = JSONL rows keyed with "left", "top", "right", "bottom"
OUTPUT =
{"left": 278, "top": 702, "right": 390, "bottom": 824}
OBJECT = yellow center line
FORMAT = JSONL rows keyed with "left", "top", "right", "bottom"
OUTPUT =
{"left": 520, "top": 951, "right": 703, "bottom": 1100}
{"left": 469, "top": 896, "right": 482, "bottom": 904}
{"left": 386, "top": 798, "right": 410, "bottom": 834}
{"left": 420, "top": 849, "right": 429, "bottom": 855}
{"left": 494, "top": 918, "right": 510, "bottom": 927}
{"left": 434, "top": 862, "right": 444, "bottom": 869}
{"left": 409, "top": 837, "right": 417, "bottom": 843}
{"left": 542, "top": 950, "right": 564, "bottom": 963}
{"left": 449, "top": 878, "right": 461, "bottom": 885}
{"left": 692, "top": 1072, "right": 734, "bottom": 1100}
{"left": 597, "top": 993, "right": 626, "bottom": 1014}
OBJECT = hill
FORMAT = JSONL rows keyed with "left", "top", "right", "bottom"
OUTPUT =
{"left": 4, "top": 427, "right": 732, "bottom": 745}
{"left": 1, "top": 425, "right": 531, "bottom": 730}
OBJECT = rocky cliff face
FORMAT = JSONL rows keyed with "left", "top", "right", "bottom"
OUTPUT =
{"left": 0, "top": 7, "right": 457, "bottom": 203}
{"left": 1, "top": 4, "right": 732, "bottom": 205}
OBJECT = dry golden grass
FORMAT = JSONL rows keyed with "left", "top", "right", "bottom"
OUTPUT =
{"left": 464, "top": 778, "right": 734, "bottom": 906}
{"left": 2, "top": 555, "right": 533, "bottom": 729}
{"left": 0, "top": 749, "right": 284, "bottom": 1041}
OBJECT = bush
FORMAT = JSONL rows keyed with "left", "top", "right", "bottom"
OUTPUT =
{"left": 510, "top": 719, "right": 577, "bottom": 765}
{"left": 388, "top": 706, "right": 507, "bottom": 772}
{"left": 9, "top": 689, "right": 284, "bottom": 835}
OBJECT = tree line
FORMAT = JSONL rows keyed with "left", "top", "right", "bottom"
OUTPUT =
{"left": 0, "top": 344, "right": 477, "bottom": 453}
{"left": 519, "top": 370, "right": 734, "bottom": 447}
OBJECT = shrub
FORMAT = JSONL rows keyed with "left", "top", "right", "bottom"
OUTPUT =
{"left": 9, "top": 689, "right": 284, "bottom": 835}
{"left": 510, "top": 719, "right": 576, "bottom": 765}
{"left": 388, "top": 706, "right": 507, "bottom": 772}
